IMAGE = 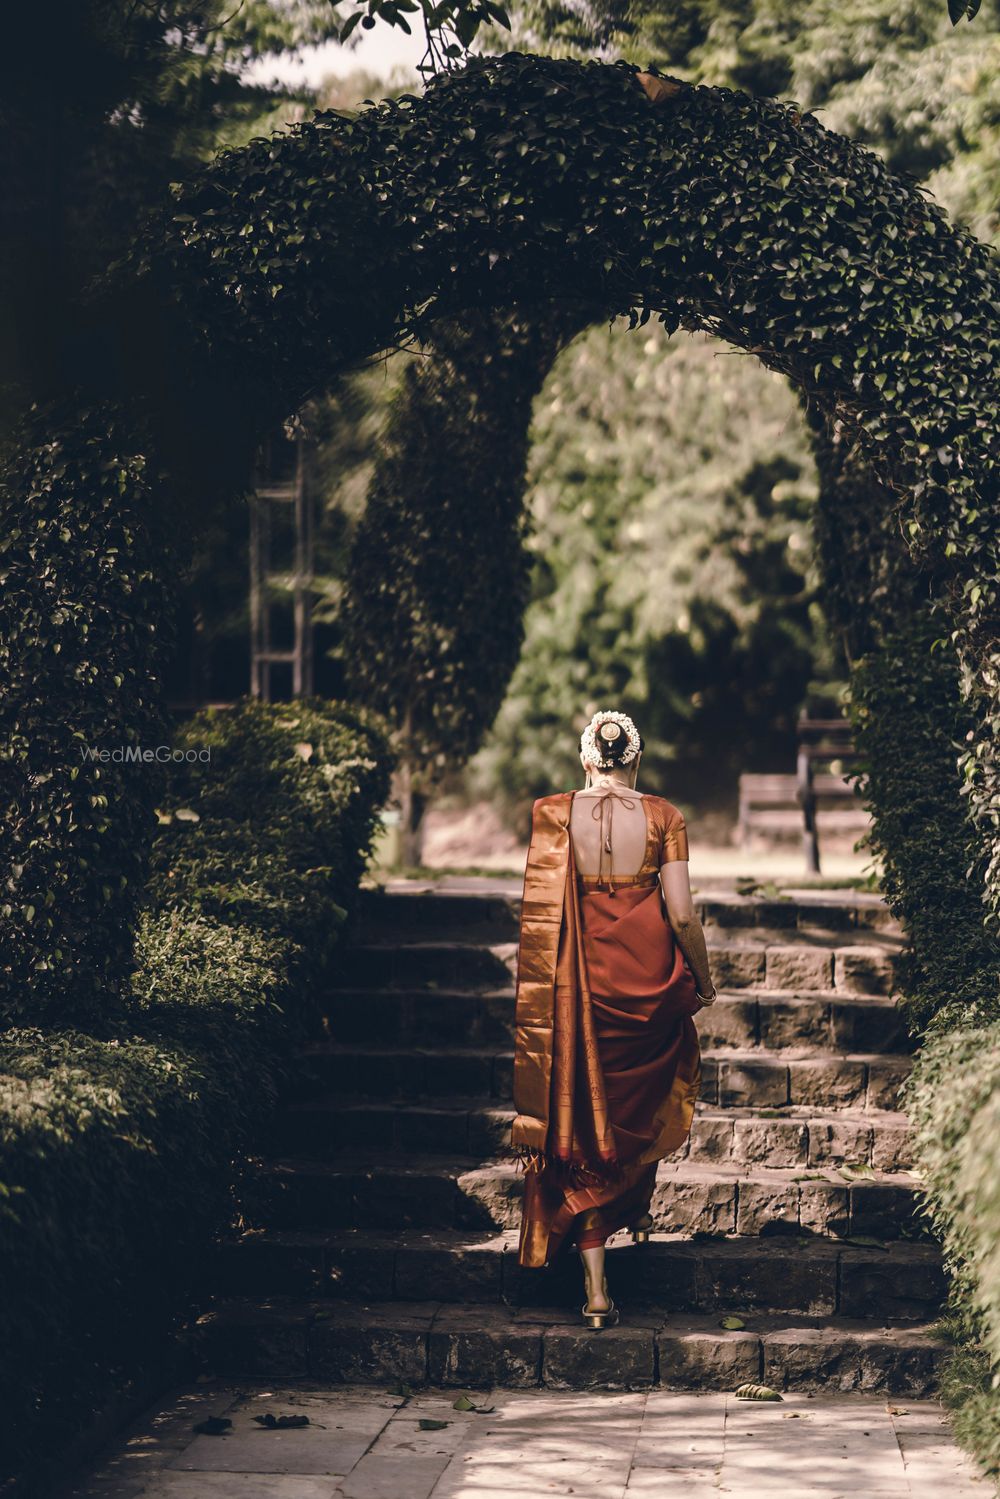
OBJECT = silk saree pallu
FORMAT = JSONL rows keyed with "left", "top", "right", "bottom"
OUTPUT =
{"left": 510, "top": 791, "right": 703, "bottom": 1269}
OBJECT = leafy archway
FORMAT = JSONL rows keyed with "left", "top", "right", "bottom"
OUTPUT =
{"left": 2, "top": 51, "right": 998, "bottom": 1019}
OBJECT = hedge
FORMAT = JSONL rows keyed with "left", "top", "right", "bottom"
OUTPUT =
{"left": 846, "top": 624, "right": 999, "bottom": 1037}
{"left": 846, "top": 617, "right": 999, "bottom": 1480}
{"left": 0, "top": 698, "right": 391, "bottom": 1491}
{"left": 134, "top": 53, "right": 1000, "bottom": 914}
{"left": 6, "top": 53, "right": 998, "bottom": 1003}
{"left": 0, "top": 403, "right": 176, "bottom": 1028}
{"left": 904, "top": 1024, "right": 1000, "bottom": 1482}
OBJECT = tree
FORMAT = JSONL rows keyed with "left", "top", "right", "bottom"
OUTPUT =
{"left": 339, "top": 311, "right": 577, "bottom": 861}
{"left": 0, "top": 0, "right": 343, "bottom": 435}
{"left": 506, "top": 0, "right": 991, "bottom": 61}
{"left": 470, "top": 324, "right": 839, "bottom": 819}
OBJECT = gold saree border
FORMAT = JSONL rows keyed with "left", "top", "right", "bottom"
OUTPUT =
{"left": 510, "top": 792, "right": 573, "bottom": 1153}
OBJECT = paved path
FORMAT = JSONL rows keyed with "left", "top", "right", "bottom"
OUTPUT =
{"left": 65, "top": 1382, "right": 996, "bottom": 1499}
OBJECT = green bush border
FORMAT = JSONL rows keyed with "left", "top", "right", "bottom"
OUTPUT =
{"left": 0, "top": 699, "right": 391, "bottom": 1487}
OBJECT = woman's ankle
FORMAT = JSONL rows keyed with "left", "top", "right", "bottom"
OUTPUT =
{"left": 580, "top": 1246, "right": 610, "bottom": 1310}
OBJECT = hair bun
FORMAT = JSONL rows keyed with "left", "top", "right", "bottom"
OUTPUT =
{"left": 579, "top": 710, "right": 643, "bottom": 769}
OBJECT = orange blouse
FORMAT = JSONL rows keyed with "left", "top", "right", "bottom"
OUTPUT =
{"left": 575, "top": 794, "right": 689, "bottom": 892}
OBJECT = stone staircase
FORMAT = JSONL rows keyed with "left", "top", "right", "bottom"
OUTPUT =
{"left": 195, "top": 882, "right": 949, "bottom": 1394}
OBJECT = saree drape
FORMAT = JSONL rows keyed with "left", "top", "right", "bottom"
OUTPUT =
{"left": 511, "top": 790, "right": 703, "bottom": 1269}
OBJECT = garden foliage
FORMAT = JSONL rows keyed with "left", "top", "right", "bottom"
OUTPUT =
{"left": 0, "top": 699, "right": 391, "bottom": 1487}
{"left": 139, "top": 53, "right": 999, "bottom": 915}
{"left": 808, "top": 402, "right": 1000, "bottom": 1466}
{"left": 472, "top": 324, "right": 835, "bottom": 817}
{"left": 903, "top": 1020, "right": 1000, "bottom": 1478}
{"left": 0, "top": 405, "right": 175, "bottom": 1026}
{"left": 847, "top": 624, "right": 999, "bottom": 1035}
{"left": 2, "top": 43, "right": 999, "bottom": 1475}
{"left": 340, "top": 309, "right": 582, "bottom": 839}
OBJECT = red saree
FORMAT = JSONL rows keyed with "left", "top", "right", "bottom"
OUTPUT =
{"left": 511, "top": 790, "right": 703, "bottom": 1269}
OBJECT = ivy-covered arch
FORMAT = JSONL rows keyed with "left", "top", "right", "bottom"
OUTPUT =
{"left": 2, "top": 51, "right": 998, "bottom": 1021}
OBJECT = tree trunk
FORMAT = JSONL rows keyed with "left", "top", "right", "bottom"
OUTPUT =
{"left": 396, "top": 754, "right": 427, "bottom": 869}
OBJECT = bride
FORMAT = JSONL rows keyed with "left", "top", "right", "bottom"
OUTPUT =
{"left": 510, "top": 709, "right": 718, "bottom": 1326}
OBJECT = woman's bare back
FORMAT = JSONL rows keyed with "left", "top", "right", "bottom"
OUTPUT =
{"left": 569, "top": 788, "right": 649, "bottom": 879}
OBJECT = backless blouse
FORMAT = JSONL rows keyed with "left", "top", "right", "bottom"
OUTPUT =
{"left": 573, "top": 792, "right": 689, "bottom": 893}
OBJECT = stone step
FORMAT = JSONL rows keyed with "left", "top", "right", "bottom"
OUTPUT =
{"left": 275, "top": 1098, "right": 913, "bottom": 1170}
{"left": 191, "top": 1296, "right": 947, "bottom": 1394}
{"left": 215, "top": 1228, "right": 945, "bottom": 1323}
{"left": 329, "top": 935, "right": 902, "bottom": 998}
{"left": 297, "top": 1040, "right": 912, "bottom": 1106}
{"left": 318, "top": 989, "right": 913, "bottom": 1055}
{"left": 351, "top": 885, "right": 901, "bottom": 946}
{"left": 244, "top": 1155, "right": 929, "bottom": 1240}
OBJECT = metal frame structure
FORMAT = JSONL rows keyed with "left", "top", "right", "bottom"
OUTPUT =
{"left": 795, "top": 716, "right": 861, "bottom": 875}
{"left": 249, "top": 431, "right": 315, "bottom": 700}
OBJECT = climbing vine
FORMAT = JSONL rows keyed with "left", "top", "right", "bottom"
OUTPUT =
{"left": 150, "top": 52, "right": 999, "bottom": 884}
{"left": 2, "top": 51, "right": 999, "bottom": 1011}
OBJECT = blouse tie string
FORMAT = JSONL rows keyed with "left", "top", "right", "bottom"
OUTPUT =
{"left": 589, "top": 790, "right": 637, "bottom": 896}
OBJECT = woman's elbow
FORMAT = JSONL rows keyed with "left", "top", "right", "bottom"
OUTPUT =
{"left": 667, "top": 906, "right": 697, "bottom": 934}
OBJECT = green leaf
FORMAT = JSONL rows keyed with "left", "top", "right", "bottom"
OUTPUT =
{"left": 419, "top": 1418, "right": 450, "bottom": 1430}
{"left": 839, "top": 1162, "right": 876, "bottom": 1181}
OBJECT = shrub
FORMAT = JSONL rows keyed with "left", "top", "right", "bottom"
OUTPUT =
{"left": 0, "top": 698, "right": 391, "bottom": 1489}
{"left": 847, "top": 620, "right": 999, "bottom": 1036}
{"left": 810, "top": 399, "right": 1000, "bottom": 1479}
{"left": 903, "top": 1022, "right": 1000, "bottom": 1482}
{"left": 340, "top": 311, "right": 577, "bottom": 858}
{"left": 848, "top": 616, "right": 1000, "bottom": 1483}
{"left": 0, "top": 404, "right": 174, "bottom": 1029}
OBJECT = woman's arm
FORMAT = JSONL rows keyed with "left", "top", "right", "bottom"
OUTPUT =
{"left": 660, "top": 861, "right": 718, "bottom": 1002}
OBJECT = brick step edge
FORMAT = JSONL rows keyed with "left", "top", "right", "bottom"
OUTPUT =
{"left": 190, "top": 1298, "right": 948, "bottom": 1395}
{"left": 214, "top": 1229, "right": 946, "bottom": 1321}
{"left": 283, "top": 1097, "right": 912, "bottom": 1128}
{"left": 351, "top": 887, "right": 901, "bottom": 939}
{"left": 295, "top": 1042, "right": 914, "bottom": 1104}
{"left": 245, "top": 1156, "right": 929, "bottom": 1241}
{"left": 275, "top": 1100, "right": 915, "bottom": 1171}
{"left": 328, "top": 939, "right": 903, "bottom": 998}
{"left": 319, "top": 988, "right": 913, "bottom": 1031}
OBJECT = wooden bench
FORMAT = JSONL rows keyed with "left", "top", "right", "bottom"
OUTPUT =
{"left": 738, "top": 718, "right": 866, "bottom": 874}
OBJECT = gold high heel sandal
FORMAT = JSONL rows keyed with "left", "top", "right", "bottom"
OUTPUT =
{"left": 578, "top": 1259, "right": 617, "bottom": 1331}
{"left": 581, "top": 1276, "right": 620, "bottom": 1331}
{"left": 630, "top": 1212, "right": 654, "bottom": 1246}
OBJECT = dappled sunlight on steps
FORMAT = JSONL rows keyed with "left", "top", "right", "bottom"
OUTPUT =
{"left": 192, "top": 883, "right": 946, "bottom": 1395}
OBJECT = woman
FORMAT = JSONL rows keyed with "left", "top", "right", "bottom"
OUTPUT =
{"left": 510, "top": 709, "right": 718, "bottom": 1328}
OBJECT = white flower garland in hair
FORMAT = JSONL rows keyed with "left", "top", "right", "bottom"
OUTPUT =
{"left": 579, "top": 709, "right": 642, "bottom": 768}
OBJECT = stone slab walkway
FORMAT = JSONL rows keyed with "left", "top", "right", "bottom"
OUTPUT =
{"left": 63, "top": 1382, "right": 996, "bottom": 1499}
